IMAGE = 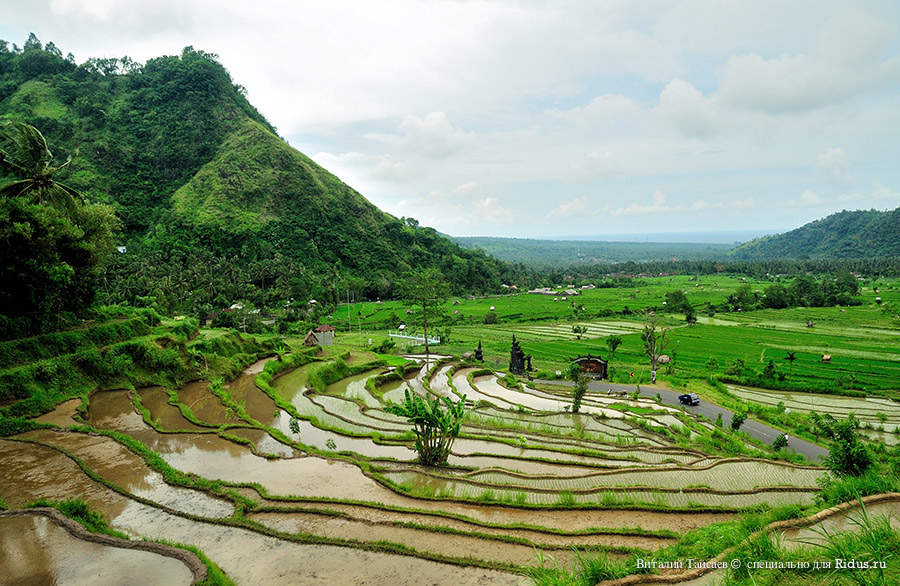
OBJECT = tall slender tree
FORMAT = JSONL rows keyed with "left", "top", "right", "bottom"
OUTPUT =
{"left": 784, "top": 351, "right": 797, "bottom": 377}
{"left": 396, "top": 268, "right": 450, "bottom": 355}
{"left": 641, "top": 311, "right": 668, "bottom": 373}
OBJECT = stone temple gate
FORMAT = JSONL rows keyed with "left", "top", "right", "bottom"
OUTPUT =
{"left": 572, "top": 354, "right": 608, "bottom": 379}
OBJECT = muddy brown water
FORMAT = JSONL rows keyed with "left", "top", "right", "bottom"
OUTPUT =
{"left": 242, "top": 357, "right": 275, "bottom": 375}
{"left": 247, "top": 510, "right": 594, "bottom": 568}
{"left": 34, "top": 398, "right": 81, "bottom": 427}
{"left": 177, "top": 381, "right": 230, "bottom": 425}
{"left": 270, "top": 362, "right": 318, "bottom": 402}
{"left": 779, "top": 500, "right": 900, "bottom": 549}
{"left": 226, "top": 370, "right": 280, "bottom": 424}
{"left": 86, "top": 388, "right": 734, "bottom": 533}
{"left": 137, "top": 387, "right": 207, "bottom": 431}
{"left": 20, "top": 430, "right": 234, "bottom": 519}
{"left": 248, "top": 502, "right": 674, "bottom": 551}
{"left": 0, "top": 439, "right": 523, "bottom": 585}
{"left": 240, "top": 483, "right": 735, "bottom": 535}
{"left": 0, "top": 514, "right": 194, "bottom": 586}
{"left": 0, "top": 440, "right": 126, "bottom": 516}
{"left": 429, "top": 364, "right": 456, "bottom": 397}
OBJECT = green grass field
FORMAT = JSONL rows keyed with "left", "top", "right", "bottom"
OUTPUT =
{"left": 326, "top": 275, "right": 899, "bottom": 397}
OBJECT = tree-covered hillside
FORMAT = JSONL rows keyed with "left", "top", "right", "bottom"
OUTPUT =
{"left": 453, "top": 236, "right": 732, "bottom": 267}
{"left": 731, "top": 208, "right": 900, "bottom": 260}
{"left": 0, "top": 35, "right": 525, "bottom": 328}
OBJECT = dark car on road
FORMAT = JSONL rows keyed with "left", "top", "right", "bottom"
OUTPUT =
{"left": 678, "top": 393, "right": 700, "bottom": 406}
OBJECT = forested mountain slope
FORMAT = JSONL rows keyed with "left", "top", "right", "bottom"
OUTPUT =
{"left": 452, "top": 236, "right": 732, "bottom": 267}
{"left": 0, "top": 36, "right": 520, "bottom": 315}
{"left": 730, "top": 208, "right": 900, "bottom": 260}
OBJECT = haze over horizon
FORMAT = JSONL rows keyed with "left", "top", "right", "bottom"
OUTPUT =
{"left": 3, "top": 0, "right": 899, "bottom": 239}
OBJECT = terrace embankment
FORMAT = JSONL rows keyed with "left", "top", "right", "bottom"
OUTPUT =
{"left": 0, "top": 510, "right": 197, "bottom": 586}
{"left": 0, "top": 438, "right": 523, "bottom": 585}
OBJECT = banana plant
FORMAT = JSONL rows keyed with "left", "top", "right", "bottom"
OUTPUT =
{"left": 386, "top": 389, "right": 466, "bottom": 466}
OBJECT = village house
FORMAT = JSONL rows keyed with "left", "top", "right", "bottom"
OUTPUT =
{"left": 304, "top": 324, "right": 336, "bottom": 346}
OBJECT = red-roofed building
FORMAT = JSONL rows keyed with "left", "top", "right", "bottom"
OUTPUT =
{"left": 304, "top": 324, "right": 336, "bottom": 346}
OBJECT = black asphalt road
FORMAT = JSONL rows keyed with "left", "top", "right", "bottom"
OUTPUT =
{"left": 535, "top": 379, "right": 827, "bottom": 463}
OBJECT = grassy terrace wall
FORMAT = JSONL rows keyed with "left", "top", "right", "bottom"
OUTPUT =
{"left": 0, "top": 316, "right": 273, "bottom": 424}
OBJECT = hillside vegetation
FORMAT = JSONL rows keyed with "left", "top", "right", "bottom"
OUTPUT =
{"left": 453, "top": 236, "right": 732, "bottom": 267}
{"left": 731, "top": 208, "right": 900, "bottom": 259}
{"left": 0, "top": 36, "right": 522, "bottom": 334}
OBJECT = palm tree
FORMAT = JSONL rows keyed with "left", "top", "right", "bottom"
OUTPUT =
{"left": 0, "top": 121, "right": 82, "bottom": 210}
{"left": 784, "top": 351, "right": 797, "bottom": 377}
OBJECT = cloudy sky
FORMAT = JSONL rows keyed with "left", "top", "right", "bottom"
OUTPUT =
{"left": 4, "top": 1, "right": 900, "bottom": 239}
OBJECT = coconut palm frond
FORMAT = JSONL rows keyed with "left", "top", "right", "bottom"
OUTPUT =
{"left": 0, "top": 178, "right": 35, "bottom": 199}
{"left": 0, "top": 122, "right": 84, "bottom": 212}
{"left": 0, "top": 121, "right": 54, "bottom": 177}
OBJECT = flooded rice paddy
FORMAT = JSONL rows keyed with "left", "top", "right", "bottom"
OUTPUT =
{"left": 0, "top": 513, "right": 195, "bottom": 586}
{"left": 3, "top": 357, "right": 837, "bottom": 584}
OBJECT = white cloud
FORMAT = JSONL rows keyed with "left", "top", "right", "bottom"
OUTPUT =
{"left": 816, "top": 147, "right": 848, "bottom": 178}
{"left": 655, "top": 79, "right": 721, "bottom": 138}
{"left": 546, "top": 94, "right": 639, "bottom": 125}
{"left": 474, "top": 197, "right": 512, "bottom": 222}
{"left": 613, "top": 190, "right": 669, "bottom": 215}
{"left": 9, "top": 1, "right": 900, "bottom": 236}
{"left": 872, "top": 183, "right": 900, "bottom": 201}
{"left": 549, "top": 196, "right": 589, "bottom": 218}
{"left": 366, "top": 112, "right": 474, "bottom": 160}
{"left": 717, "top": 9, "right": 900, "bottom": 115}
{"left": 786, "top": 189, "right": 825, "bottom": 207}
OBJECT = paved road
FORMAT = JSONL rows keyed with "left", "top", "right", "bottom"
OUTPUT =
{"left": 535, "top": 379, "right": 827, "bottom": 463}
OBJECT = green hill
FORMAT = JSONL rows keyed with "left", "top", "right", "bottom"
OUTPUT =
{"left": 730, "top": 208, "right": 900, "bottom": 260}
{"left": 0, "top": 36, "right": 518, "bottom": 320}
{"left": 452, "top": 236, "right": 732, "bottom": 267}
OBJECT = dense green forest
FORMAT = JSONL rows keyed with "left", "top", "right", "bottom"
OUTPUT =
{"left": 451, "top": 236, "right": 732, "bottom": 266}
{"left": 731, "top": 208, "right": 900, "bottom": 259}
{"left": 0, "top": 35, "right": 530, "bottom": 336}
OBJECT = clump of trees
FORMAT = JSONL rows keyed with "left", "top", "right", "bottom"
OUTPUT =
{"left": 0, "top": 121, "right": 118, "bottom": 338}
{"left": 386, "top": 389, "right": 466, "bottom": 466}
{"left": 730, "top": 411, "right": 747, "bottom": 431}
{"left": 813, "top": 413, "right": 873, "bottom": 477}
{"left": 605, "top": 335, "right": 622, "bottom": 357}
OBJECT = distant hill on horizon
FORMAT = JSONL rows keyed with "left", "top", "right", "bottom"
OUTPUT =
{"left": 450, "top": 236, "right": 733, "bottom": 267}
{"left": 730, "top": 207, "right": 900, "bottom": 260}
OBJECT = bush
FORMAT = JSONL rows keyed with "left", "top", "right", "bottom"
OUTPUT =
{"left": 482, "top": 312, "right": 498, "bottom": 324}
{"left": 385, "top": 388, "right": 466, "bottom": 466}
{"left": 730, "top": 411, "right": 747, "bottom": 431}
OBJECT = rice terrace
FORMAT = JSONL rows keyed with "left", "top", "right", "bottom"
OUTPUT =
{"left": 3, "top": 7, "right": 900, "bottom": 586}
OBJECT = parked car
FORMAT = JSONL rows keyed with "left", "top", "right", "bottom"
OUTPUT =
{"left": 678, "top": 393, "right": 700, "bottom": 406}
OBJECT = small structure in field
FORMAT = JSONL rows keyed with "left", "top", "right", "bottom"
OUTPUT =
{"left": 304, "top": 324, "right": 336, "bottom": 347}
{"left": 571, "top": 354, "right": 608, "bottom": 379}
{"left": 509, "top": 335, "right": 528, "bottom": 375}
{"left": 822, "top": 354, "right": 832, "bottom": 363}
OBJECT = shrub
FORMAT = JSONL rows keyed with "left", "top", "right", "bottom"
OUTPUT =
{"left": 772, "top": 434, "right": 788, "bottom": 450}
{"left": 730, "top": 411, "right": 748, "bottom": 431}
{"left": 482, "top": 312, "right": 498, "bottom": 324}
{"left": 385, "top": 388, "right": 466, "bottom": 466}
